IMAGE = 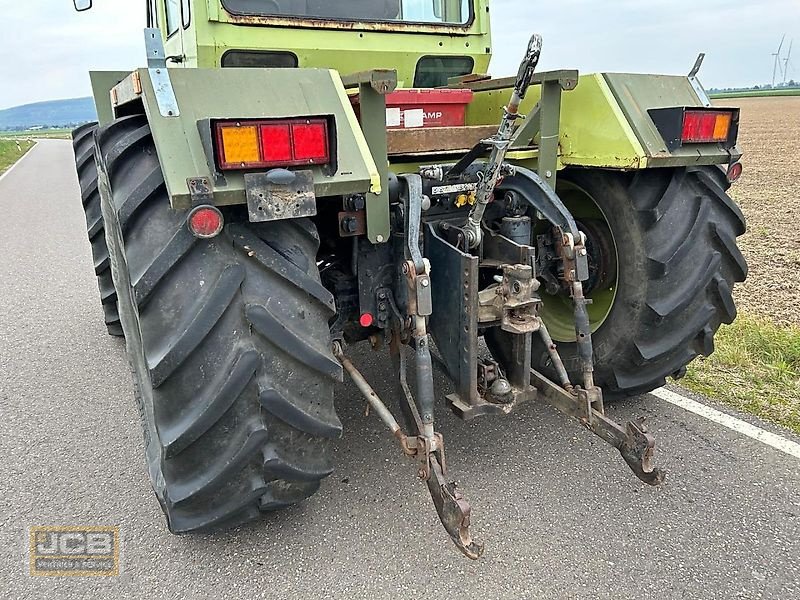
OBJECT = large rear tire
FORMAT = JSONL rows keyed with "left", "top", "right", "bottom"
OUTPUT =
{"left": 488, "top": 166, "right": 747, "bottom": 399}
{"left": 95, "top": 115, "right": 342, "bottom": 532}
{"left": 71, "top": 122, "right": 122, "bottom": 336}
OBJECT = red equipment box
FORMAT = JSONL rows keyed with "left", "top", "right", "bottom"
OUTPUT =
{"left": 351, "top": 88, "right": 474, "bottom": 129}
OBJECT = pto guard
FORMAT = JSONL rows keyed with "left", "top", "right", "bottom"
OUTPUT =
{"left": 95, "top": 67, "right": 379, "bottom": 209}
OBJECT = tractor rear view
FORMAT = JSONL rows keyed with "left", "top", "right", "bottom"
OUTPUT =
{"left": 71, "top": 0, "right": 746, "bottom": 558}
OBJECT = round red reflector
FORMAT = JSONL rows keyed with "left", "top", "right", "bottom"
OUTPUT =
{"left": 359, "top": 313, "right": 374, "bottom": 328}
{"left": 187, "top": 206, "right": 224, "bottom": 238}
{"left": 727, "top": 161, "right": 743, "bottom": 183}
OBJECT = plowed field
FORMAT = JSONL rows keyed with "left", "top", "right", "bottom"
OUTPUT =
{"left": 719, "top": 96, "right": 800, "bottom": 326}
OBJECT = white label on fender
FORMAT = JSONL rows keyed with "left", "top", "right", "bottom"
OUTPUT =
{"left": 386, "top": 107, "right": 402, "bottom": 127}
{"left": 404, "top": 109, "right": 425, "bottom": 128}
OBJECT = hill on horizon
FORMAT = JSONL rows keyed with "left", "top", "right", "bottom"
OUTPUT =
{"left": 0, "top": 97, "right": 96, "bottom": 131}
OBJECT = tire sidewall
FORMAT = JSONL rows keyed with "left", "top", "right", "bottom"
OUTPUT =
{"left": 533, "top": 169, "right": 648, "bottom": 393}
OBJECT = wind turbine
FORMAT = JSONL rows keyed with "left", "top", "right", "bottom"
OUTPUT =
{"left": 784, "top": 39, "right": 794, "bottom": 85}
{"left": 772, "top": 34, "right": 786, "bottom": 88}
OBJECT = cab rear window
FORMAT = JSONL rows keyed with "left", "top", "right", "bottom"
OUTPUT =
{"left": 221, "top": 51, "right": 299, "bottom": 68}
{"left": 414, "top": 56, "right": 474, "bottom": 88}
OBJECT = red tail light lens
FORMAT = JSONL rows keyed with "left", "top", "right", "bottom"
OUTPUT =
{"left": 292, "top": 122, "right": 329, "bottom": 162}
{"left": 215, "top": 119, "right": 331, "bottom": 170}
{"left": 682, "top": 110, "right": 733, "bottom": 144}
{"left": 260, "top": 123, "right": 293, "bottom": 163}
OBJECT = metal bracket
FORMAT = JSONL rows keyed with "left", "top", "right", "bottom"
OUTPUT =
{"left": 340, "top": 69, "right": 398, "bottom": 95}
{"left": 341, "top": 69, "right": 396, "bottom": 244}
{"left": 447, "top": 69, "right": 579, "bottom": 93}
{"left": 196, "top": 119, "right": 227, "bottom": 187}
{"left": 144, "top": 28, "right": 167, "bottom": 69}
{"left": 688, "top": 53, "right": 712, "bottom": 107}
{"left": 688, "top": 52, "right": 705, "bottom": 78}
{"left": 245, "top": 169, "right": 317, "bottom": 223}
{"left": 187, "top": 177, "right": 213, "bottom": 207}
{"left": 144, "top": 28, "right": 180, "bottom": 117}
{"left": 149, "top": 68, "right": 180, "bottom": 118}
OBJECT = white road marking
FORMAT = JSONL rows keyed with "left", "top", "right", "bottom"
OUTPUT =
{"left": 651, "top": 386, "right": 800, "bottom": 460}
{"left": 0, "top": 140, "right": 38, "bottom": 185}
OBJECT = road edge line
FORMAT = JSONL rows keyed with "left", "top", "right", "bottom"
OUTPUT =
{"left": 651, "top": 387, "right": 800, "bottom": 460}
{"left": 0, "top": 140, "right": 39, "bottom": 184}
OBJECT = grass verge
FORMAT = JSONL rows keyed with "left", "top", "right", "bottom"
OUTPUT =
{"left": 682, "top": 313, "right": 800, "bottom": 434}
{"left": 0, "top": 139, "right": 36, "bottom": 174}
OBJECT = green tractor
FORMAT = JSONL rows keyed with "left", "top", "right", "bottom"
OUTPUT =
{"left": 71, "top": 0, "right": 747, "bottom": 558}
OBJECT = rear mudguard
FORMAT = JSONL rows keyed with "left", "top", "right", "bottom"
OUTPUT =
{"left": 465, "top": 72, "right": 741, "bottom": 171}
{"left": 88, "top": 67, "right": 379, "bottom": 210}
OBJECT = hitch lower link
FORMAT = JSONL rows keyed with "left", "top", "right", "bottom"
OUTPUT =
{"left": 532, "top": 231, "right": 665, "bottom": 486}
{"left": 333, "top": 342, "right": 483, "bottom": 560}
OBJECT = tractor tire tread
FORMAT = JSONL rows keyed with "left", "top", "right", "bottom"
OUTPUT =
{"left": 95, "top": 115, "right": 340, "bottom": 532}
{"left": 71, "top": 121, "right": 122, "bottom": 336}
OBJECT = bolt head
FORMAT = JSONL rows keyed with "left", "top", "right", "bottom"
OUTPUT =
{"left": 421, "top": 279, "right": 430, "bottom": 288}
{"left": 342, "top": 217, "right": 358, "bottom": 233}
{"left": 376, "top": 234, "right": 385, "bottom": 243}
{"left": 348, "top": 195, "right": 366, "bottom": 211}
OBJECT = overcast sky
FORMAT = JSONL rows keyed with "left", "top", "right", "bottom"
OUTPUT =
{"left": 1, "top": 0, "right": 798, "bottom": 110}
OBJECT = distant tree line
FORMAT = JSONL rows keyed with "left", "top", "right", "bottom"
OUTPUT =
{"left": 708, "top": 81, "right": 798, "bottom": 93}
{"left": 0, "top": 120, "right": 94, "bottom": 132}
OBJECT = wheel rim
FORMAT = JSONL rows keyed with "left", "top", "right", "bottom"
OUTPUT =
{"left": 539, "top": 180, "right": 619, "bottom": 342}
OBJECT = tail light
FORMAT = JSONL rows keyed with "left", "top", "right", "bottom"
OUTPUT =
{"left": 215, "top": 119, "right": 331, "bottom": 171}
{"left": 681, "top": 110, "right": 732, "bottom": 144}
{"left": 648, "top": 106, "right": 739, "bottom": 151}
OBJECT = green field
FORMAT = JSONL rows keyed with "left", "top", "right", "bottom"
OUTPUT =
{"left": 0, "top": 139, "right": 36, "bottom": 174}
{"left": 710, "top": 88, "right": 800, "bottom": 99}
{"left": 4, "top": 128, "right": 73, "bottom": 139}
{"left": 0, "top": 128, "right": 73, "bottom": 140}
{"left": 684, "top": 314, "right": 800, "bottom": 434}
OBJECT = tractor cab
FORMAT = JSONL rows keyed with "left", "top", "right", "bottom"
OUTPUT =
{"left": 140, "top": 0, "right": 491, "bottom": 88}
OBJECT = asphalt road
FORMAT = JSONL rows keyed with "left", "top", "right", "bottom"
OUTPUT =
{"left": 1, "top": 140, "right": 798, "bottom": 599}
